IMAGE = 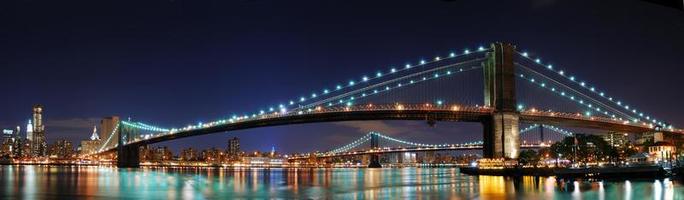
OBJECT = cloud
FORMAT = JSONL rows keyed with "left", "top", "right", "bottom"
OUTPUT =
{"left": 45, "top": 118, "right": 100, "bottom": 129}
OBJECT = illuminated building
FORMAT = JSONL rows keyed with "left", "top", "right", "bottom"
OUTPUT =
{"left": 31, "top": 105, "right": 47, "bottom": 157}
{"left": 25, "top": 120, "right": 33, "bottom": 142}
{"left": 602, "top": 132, "right": 630, "bottom": 148}
{"left": 227, "top": 137, "right": 240, "bottom": 157}
{"left": 48, "top": 139, "right": 73, "bottom": 159}
{"left": 90, "top": 126, "right": 99, "bottom": 140}
{"left": 201, "top": 148, "right": 226, "bottom": 163}
{"left": 80, "top": 126, "right": 102, "bottom": 155}
{"left": 649, "top": 141, "right": 676, "bottom": 162}
{"left": 241, "top": 157, "right": 285, "bottom": 166}
{"left": 99, "top": 116, "right": 120, "bottom": 148}
{"left": 180, "top": 148, "right": 198, "bottom": 161}
{"left": 153, "top": 146, "right": 173, "bottom": 161}
{"left": 1, "top": 129, "right": 15, "bottom": 157}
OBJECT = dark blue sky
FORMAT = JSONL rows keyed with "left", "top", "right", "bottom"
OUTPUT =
{"left": 1, "top": 0, "right": 683, "bottom": 153}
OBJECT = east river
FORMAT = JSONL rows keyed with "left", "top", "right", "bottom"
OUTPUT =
{"left": 0, "top": 165, "right": 682, "bottom": 199}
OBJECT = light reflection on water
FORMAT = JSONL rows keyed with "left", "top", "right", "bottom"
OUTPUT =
{"left": 0, "top": 165, "right": 682, "bottom": 199}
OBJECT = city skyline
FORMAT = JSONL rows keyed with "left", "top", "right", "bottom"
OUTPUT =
{"left": 1, "top": 0, "right": 683, "bottom": 153}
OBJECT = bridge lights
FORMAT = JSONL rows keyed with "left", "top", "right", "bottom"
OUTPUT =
{"left": 522, "top": 52, "right": 529, "bottom": 57}
{"left": 349, "top": 81, "right": 355, "bottom": 86}
{"left": 376, "top": 72, "right": 382, "bottom": 77}
{"left": 449, "top": 52, "right": 455, "bottom": 57}
{"left": 451, "top": 105, "right": 460, "bottom": 111}
{"left": 362, "top": 76, "right": 368, "bottom": 82}
{"left": 436, "top": 100, "right": 443, "bottom": 105}
{"left": 559, "top": 70, "right": 564, "bottom": 75}
{"left": 405, "top": 64, "right": 411, "bottom": 69}
{"left": 300, "top": 97, "right": 306, "bottom": 102}
{"left": 535, "top": 58, "right": 541, "bottom": 63}
{"left": 478, "top": 46, "right": 485, "bottom": 51}
{"left": 547, "top": 65, "right": 553, "bottom": 69}
{"left": 435, "top": 56, "right": 440, "bottom": 61}
{"left": 464, "top": 49, "right": 470, "bottom": 54}
{"left": 396, "top": 104, "right": 405, "bottom": 110}
{"left": 420, "top": 60, "right": 426, "bottom": 65}
{"left": 517, "top": 104, "right": 524, "bottom": 111}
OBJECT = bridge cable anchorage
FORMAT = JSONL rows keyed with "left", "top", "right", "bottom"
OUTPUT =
{"left": 516, "top": 51, "right": 668, "bottom": 128}
{"left": 516, "top": 63, "right": 637, "bottom": 122}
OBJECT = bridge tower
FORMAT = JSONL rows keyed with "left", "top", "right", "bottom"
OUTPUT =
{"left": 482, "top": 42, "right": 520, "bottom": 159}
{"left": 368, "top": 133, "right": 382, "bottom": 168}
{"left": 117, "top": 122, "right": 141, "bottom": 168}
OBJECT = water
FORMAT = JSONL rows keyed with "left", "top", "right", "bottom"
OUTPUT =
{"left": 0, "top": 165, "right": 682, "bottom": 199}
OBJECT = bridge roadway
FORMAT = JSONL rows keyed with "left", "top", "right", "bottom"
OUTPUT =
{"left": 97, "top": 103, "right": 682, "bottom": 154}
{"left": 287, "top": 143, "right": 551, "bottom": 161}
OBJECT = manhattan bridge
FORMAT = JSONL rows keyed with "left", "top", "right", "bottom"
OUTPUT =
{"left": 86, "top": 43, "right": 683, "bottom": 167}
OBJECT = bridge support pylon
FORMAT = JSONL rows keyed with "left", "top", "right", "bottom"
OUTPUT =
{"left": 117, "top": 122, "right": 140, "bottom": 168}
{"left": 368, "top": 133, "right": 382, "bottom": 168}
{"left": 482, "top": 42, "right": 520, "bottom": 159}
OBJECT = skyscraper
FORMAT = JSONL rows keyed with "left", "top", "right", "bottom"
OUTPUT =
{"left": 26, "top": 120, "right": 33, "bottom": 141}
{"left": 80, "top": 126, "right": 102, "bottom": 155}
{"left": 90, "top": 126, "right": 100, "bottom": 141}
{"left": 227, "top": 137, "right": 240, "bottom": 156}
{"left": 100, "top": 116, "right": 120, "bottom": 148}
{"left": 31, "top": 105, "right": 47, "bottom": 157}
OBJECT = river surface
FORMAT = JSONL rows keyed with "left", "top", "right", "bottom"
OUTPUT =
{"left": 0, "top": 165, "right": 682, "bottom": 199}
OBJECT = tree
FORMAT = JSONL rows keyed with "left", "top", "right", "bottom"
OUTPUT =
{"left": 518, "top": 150, "right": 539, "bottom": 166}
{"left": 550, "top": 134, "right": 619, "bottom": 166}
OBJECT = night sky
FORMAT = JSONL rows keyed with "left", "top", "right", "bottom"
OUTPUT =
{"left": 1, "top": 0, "right": 683, "bottom": 153}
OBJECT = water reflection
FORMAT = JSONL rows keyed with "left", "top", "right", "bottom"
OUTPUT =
{"left": 0, "top": 165, "right": 682, "bottom": 199}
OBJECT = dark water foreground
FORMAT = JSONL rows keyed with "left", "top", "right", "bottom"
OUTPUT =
{"left": 0, "top": 165, "right": 682, "bottom": 199}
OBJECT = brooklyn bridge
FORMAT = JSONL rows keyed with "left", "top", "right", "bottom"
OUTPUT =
{"left": 86, "top": 43, "right": 682, "bottom": 168}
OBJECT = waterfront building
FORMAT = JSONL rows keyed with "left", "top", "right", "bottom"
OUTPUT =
{"left": 153, "top": 146, "right": 173, "bottom": 161}
{"left": 31, "top": 105, "right": 48, "bottom": 157}
{"left": 602, "top": 132, "right": 630, "bottom": 148}
{"left": 180, "top": 148, "right": 198, "bottom": 161}
{"left": 48, "top": 139, "right": 73, "bottom": 159}
{"left": 1, "top": 129, "right": 15, "bottom": 157}
{"left": 648, "top": 141, "right": 676, "bottom": 162}
{"left": 100, "top": 116, "right": 120, "bottom": 148}
{"left": 201, "top": 148, "right": 226, "bottom": 163}
{"left": 227, "top": 137, "right": 240, "bottom": 157}
{"left": 139, "top": 145, "right": 154, "bottom": 161}
{"left": 241, "top": 156, "right": 285, "bottom": 166}
{"left": 80, "top": 126, "right": 102, "bottom": 155}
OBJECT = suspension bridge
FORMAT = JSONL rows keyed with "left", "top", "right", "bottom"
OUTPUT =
{"left": 287, "top": 124, "right": 573, "bottom": 166}
{"left": 87, "top": 42, "right": 683, "bottom": 168}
